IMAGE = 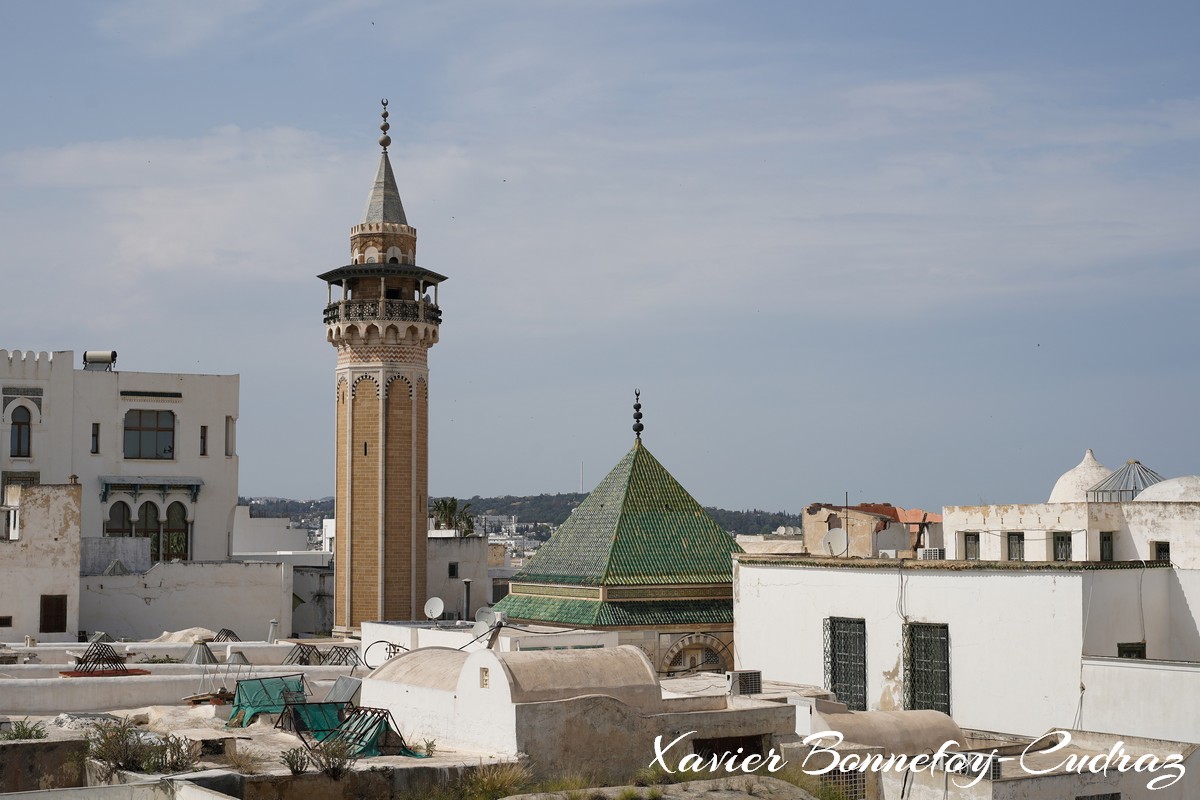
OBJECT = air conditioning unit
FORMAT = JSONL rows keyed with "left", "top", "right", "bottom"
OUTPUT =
{"left": 918, "top": 548, "right": 945, "bottom": 560}
{"left": 726, "top": 670, "right": 763, "bottom": 696}
{"left": 877, "top": 549, "right": 898, "bottom": 559}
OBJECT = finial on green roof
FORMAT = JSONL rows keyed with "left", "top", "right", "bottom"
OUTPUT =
{"left": 632, "top": 389, "right": 644, "bottom": 439}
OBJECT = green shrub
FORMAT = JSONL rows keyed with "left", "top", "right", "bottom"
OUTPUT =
{"left": 142, "top": 734, "right": 198, "bottom": 773}
{"left": 86, "top": 718, "right": 152, "bottom": 780}
{"left": 457, "top": 762, "right": 533, "bottom": 800}
{"left": 310, "top": 738, "right": 357, "bottom": 780}
{"left": 281, "top": 746, "right": 310, "bottom": 775}
{"left": 1, "top": 718, "right": 48, "bottom": 740}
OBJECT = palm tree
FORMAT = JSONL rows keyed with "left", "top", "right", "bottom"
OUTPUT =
{"left": 431, "top": 497, "right": 458, "bottom": 530}
{"left": 455, "top": 503, "right": 475, "bottom": 536}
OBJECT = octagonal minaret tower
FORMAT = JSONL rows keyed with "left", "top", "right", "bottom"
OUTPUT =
{"left": 319, "top": 101, "right": 447, "bottom": 632}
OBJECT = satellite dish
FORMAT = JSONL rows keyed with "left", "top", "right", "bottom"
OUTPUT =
{"left": 423, "top": 597, "right": 445, "bottom": 620}
{"left": 822, "top": 529, "right": 849, "bottom": 556}
{"left": 471, "top": 620, "right": 490, "bottom": 639}
{"left": 475, "top": 608, "right": 496, "bottom": 625}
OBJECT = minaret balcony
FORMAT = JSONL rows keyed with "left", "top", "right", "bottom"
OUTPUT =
{"left": 323, "top": 299, "right": 441, "bottom": 326}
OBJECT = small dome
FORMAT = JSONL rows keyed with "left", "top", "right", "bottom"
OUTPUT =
{"left": 1133, "top": 476, "right": 1200, "bottom": 503}
{"left": 1049, "top": 449, "right": 1113, "bottom": 503}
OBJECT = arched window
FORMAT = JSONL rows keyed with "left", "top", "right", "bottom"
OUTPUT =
{"left": 123, "top": 410, "right": 175, "bottom": 459}
{"left": 10, "top": 406, "right": 31, "bottom": 457}
{"left": 105, "top": 502, "right": 132, "bottom": 537}
{"left": 163, "top": 502, "right": 189, "bottom": 561}
{"left": 136, "top": 502, "right": 162, "bottom": 561}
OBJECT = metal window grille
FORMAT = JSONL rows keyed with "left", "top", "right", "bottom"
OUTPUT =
{"left": 963, "top": 533, "right": 979, "bottom": 561}
{"left": 824, "top": 617, "right": 867, "bottom": 711}
{"left": 1117, "top": 642, "right": 1146, "bottom": 659}
{"left": 1154, "top": 541, "right": 1171, "bottom": 563}
{"left": 1053, "top": 533, "right": 1072, "bottom": 561}
{"left": 820, "top": 770, "right": 867, "bottom": 800}
{"left": 1007, "top": 533, "right": 1024, "bottom": 561}
{"left": 904, "top": 622, "right": 950, "bottom": 715}
{"left": 1100, "top": 532, "right": 1114, "bottom": 562}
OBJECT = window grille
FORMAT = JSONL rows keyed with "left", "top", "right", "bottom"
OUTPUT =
{"left": 820, "top": 770, "right": 866, "bottom": 800}
{"left": 1117, "top": 642, "right": 1146, "bottom": 659}
{"left": 963, "top": 533, "right": 979, "bottom": 561}
{"left": 904, "top": 622, "right": 950, "bottom": 714}
{"left": 1154, "top": 541, "right": 1171, "bottom": 563}
{"left": 1007, "top": 532, "right": 1024, "bottom": 561}
{"left": 1100, "top": 532, "right": 1114, "bottom": 562}
{"left": 1053, "top": 532, "right": 1072, "bottom": 561}
{"left": 824, "top": 617, "right": 867, "bottom": 711}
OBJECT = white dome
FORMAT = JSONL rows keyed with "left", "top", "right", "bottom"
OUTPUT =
{"left": 1048, "top": 449, "right": 1112, "bottom": 503}
{"left": 1133, "top": 475, "right": 1200, "bottom": 503}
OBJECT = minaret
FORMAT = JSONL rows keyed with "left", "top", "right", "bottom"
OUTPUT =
{"left": 319, "top": 100, "right": 447, "bottom": 632}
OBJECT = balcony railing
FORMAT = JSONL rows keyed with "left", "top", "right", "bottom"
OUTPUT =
{"left": 323, "top": 299, "right": 441, "bottom": 325}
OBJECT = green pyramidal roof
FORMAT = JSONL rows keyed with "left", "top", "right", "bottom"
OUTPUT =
{"left": 511, "top": 439, "right": 741, "bottom": 586}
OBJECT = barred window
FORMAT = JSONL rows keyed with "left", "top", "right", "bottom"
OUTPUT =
{"left": 824, "top": 617, "right": 867, "bottom": 711}
{"left": 904, "top": 622, "right": 950, "bottom": 715}
{"left": 962, "top": 533, "right": 979, "bottom": 561}
{"left": 1007, "top": 532, "right": 1025, "bottom": 561}
{"left": 1100, "top": 532, "right": 1114, "bottom": 562}
{"left": 1053, "top": 532, "right": 1072, "bottom": 561}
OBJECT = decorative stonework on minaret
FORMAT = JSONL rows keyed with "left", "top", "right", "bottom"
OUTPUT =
{"left": 319, "top": 101, "right": 448, "bottom": 632}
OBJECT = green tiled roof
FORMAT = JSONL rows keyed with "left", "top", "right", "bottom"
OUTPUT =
{"left": 503, "top": 439, "right": 741, "bottom": 587}
{"left": 495, "top": 594, "right": 734, "bottom": 628}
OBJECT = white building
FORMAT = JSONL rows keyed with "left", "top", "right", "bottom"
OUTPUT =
{"left": 734, "top": 450, "right": 1200, "bottom": 748}
{"left": 1, "top": 349, "right": 239, "bottom": 564}
{"left": 944, "top": 449, "right": 1200, "bottom": 568}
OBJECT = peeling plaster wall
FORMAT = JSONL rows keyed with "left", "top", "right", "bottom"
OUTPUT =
{"left": 944, "top": 501, "right": 1200, "bottom": 568}
{"left": 78, "top": 561, "right": 292, "bottom": 641}
{"left": 0, "top": 484, "right": 82, "bottom": 642}
{"left": 734, "top": 560, "right": 1084, "bottom": 737}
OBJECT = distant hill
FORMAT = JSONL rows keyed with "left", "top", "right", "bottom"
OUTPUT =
{"left": 240, "top": 493, "right": 803, "bottom": 536}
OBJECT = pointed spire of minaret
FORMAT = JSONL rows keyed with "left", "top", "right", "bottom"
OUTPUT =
{"left": 632, "top": 389, "right": 644, "bottom": 440}
{"left": 360, "top": 99, "right": 408, "bottom": 225}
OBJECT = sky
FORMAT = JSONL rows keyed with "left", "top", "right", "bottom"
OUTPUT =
{"left": 1, "top": 2, "right": 1199, "bottom": 513}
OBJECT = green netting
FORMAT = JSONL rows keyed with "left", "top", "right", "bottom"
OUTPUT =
{"left": 324, "top": 707, "right": 428, "bottom": 758}
{"left": 227, "top": 674, "right": 307, "bottom": 728}
{"left": 286, "top": 702, "right": 346, "bottom": 743}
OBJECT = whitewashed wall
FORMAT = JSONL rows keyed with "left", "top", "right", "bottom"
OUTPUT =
{"left": 230, "top": 506, "right": 309, "bottom": 553}
{"left": 79, "top": 561, "right": 292, "bottom": 640}
{"left": 1080, "top": 657, "right": 1200, "bottom": 743}
{"left": 734, "top": 559, "right": 1085, "bottom": 736}
{"left": 426, "top": 534, "right": 490, "bottom": 618}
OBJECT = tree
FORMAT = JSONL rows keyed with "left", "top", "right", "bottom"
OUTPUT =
{"left": 431, "top": 497, "right": 458, "bottom": 530}
{"left": 455, "top": 503, "right": 475, "bottom": 536}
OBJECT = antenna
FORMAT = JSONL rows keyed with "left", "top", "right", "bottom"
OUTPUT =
{"left": 471, "top": 620, "right": 491, "bottom": 640}
{"left": 423, "top": 596, "right": 445, "bottom": 621}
